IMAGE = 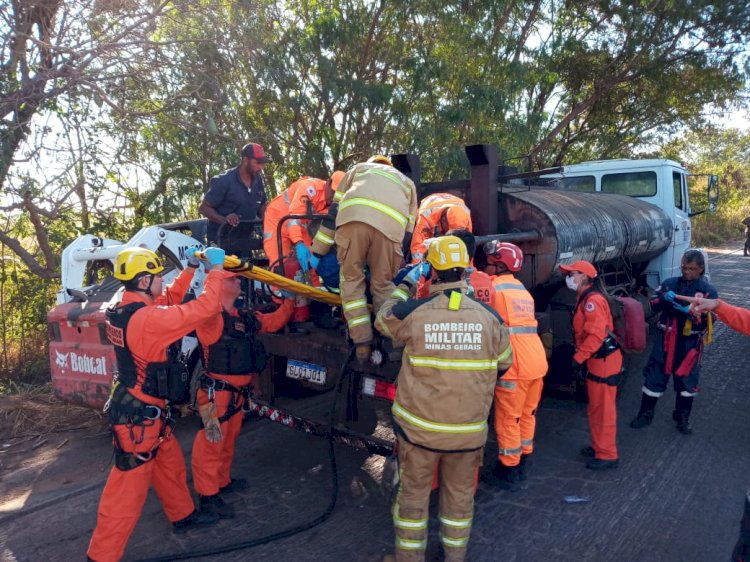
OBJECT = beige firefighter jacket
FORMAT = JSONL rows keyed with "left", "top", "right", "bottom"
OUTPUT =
{"left": 375, "top": 279, "right": 513, "bottom": 452}
{"left": 311, "top": 162, "right": 417, "bottom": 256}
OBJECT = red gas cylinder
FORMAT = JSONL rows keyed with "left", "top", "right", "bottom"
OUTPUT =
{"left": 283, "top": 258, "right": 310, "bottom": 322}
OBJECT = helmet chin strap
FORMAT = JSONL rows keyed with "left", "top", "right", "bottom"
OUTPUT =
{"left": 134, "top": 274, "right": 156, "bottom": 298}
{"left": 144, "top": 274, "right": 156, "bottom": 298}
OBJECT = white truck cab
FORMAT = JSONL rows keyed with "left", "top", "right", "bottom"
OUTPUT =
{"left": 541, "top": 159, "right": 718, "bottom": 287}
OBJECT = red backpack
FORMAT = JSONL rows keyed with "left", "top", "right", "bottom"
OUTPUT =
{"left": 609, "top": 296, "right": 647, "bottom": 354}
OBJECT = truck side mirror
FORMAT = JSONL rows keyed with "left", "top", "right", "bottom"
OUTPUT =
{"left": 707, "top": 175, "right": 719, "bottom": 212}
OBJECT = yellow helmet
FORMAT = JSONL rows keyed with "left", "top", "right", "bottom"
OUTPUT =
{"left": 114, "top": 248, "right": 164, "bottom": 281}
{"left": 367, "top": 154, "right": 393, "bottom": 166}
{"left": 426, "top": 235, "right": 470, "bottom": 271}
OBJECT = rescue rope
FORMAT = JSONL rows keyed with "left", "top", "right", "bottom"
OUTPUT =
{"left": 134, "top": 347, "right": 356, "bottom": 562}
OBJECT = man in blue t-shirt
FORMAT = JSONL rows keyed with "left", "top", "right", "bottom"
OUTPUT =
{"left": 199, "top": 143, "right": 270, "bottom": 245}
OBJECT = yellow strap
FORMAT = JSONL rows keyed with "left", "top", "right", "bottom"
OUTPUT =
{"left": 205, "top": 253, "right": 342, "bottom": 306}
{"left": 705, "top": 313, "right": 713, "bottom": 344}
{"left": 448, "top": 291, "right": 462, "bottom": 310}
{"left": 682, "top": 318, "right": 692, "bottom": 337}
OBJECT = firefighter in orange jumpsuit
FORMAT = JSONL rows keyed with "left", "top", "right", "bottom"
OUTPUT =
{"left": 311, "top": 155, "right": 418, "bottom": 363}
{"left": 409, "top": 193, "right": 472, "bottom": 263}
{"left": 191, "top": 272, "right": 291, "bottom": 518}
{"left": 560, "top": 260, "right": 622, "bottom": 470}
{"left": 376, "top": 236, "right": 513, "bottom": 562}
{"left": 262, "top": 172, "right": 344, "bottom": 273}
{"left": 87, "top": 246, "right": 228, "bottom": 562}
{"left": 676, "top": 294, "right": 750, "bottom": 562}
{"left": 482, "top": 241, "right": 548, "bottom": 490}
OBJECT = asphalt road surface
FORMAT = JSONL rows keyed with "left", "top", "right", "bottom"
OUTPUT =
{"left": 1, "top": 246, "right": 748, "bottom": 561}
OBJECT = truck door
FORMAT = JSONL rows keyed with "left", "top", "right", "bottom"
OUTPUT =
{"left": 669, "top": 170, "right": 691, "bottom": 278}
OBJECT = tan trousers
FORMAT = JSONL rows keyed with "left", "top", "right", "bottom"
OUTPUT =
{"left": 493, "top": 377, "right": 544, "bottom": 466}
{"left": 335, "top": 222, "right": 402, "bottom": 344}
{"left": 393, "top": 437, "right": 481, "bottom": 562}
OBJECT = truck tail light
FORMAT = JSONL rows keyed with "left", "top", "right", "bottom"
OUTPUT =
{"left": 361, "top": 376, "right": 396, "bottom": 402}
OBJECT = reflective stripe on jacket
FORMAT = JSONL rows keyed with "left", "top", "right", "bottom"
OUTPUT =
{"left": 410, "top": 193, "right": 472, "bottom": 263}
{"left": 375, "top": 279, "right": 512, "bottom": 451}
{"left": 491, "top": 274, "right": 548, "bottom": 380}
{"left": 263, "top": 177, "right": 327, "bottom": 246}
{"left": 311, "top": 162, "right": 417, "bottom": 256}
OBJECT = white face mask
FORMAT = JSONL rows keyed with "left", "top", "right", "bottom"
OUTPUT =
{"left": 565, "top": 275, "right": 579, "bottom": 291}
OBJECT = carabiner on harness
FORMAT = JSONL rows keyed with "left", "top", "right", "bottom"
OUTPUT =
{"left": 135, "top": 450, "right": 154, "bottom": 462}
{"left": 204, "top": 378, "right": 216, "bottom": 402}
{"left": 143, "top": 405, "right": 162, "bottom": 420}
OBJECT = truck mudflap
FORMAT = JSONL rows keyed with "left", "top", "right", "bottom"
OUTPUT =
{"left": 244, "top": 398, "right": 394, "bottom": 458}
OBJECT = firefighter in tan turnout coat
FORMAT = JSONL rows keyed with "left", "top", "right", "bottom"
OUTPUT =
{"left": 376, "top": 236, "right": 513, "bottom": 562}
{"left": 311, "top": 155, "right": 418, "bottom": 362}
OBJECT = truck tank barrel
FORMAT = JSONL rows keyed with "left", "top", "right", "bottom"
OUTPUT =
{"left": 475, "top": 230, "right": 542, "bottom": 245}
{"left": 497, "top": 190, "right": 673, "bottom": 288}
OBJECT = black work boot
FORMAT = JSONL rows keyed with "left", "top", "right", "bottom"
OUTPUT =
{"left": 629, "top": 393, "right": 659, "bottom": 428}
{"left": 586, "top": 458, "right": 619, "bottom": 470}
{"left": 172, "top": 509, "right": 220, "bottom": 534}
{"left": 199, "top": 494, "right": 236, "bottom": 519}
{"left": 673, "top": 395, "right": 694, "bottom": 435}
{"left": 493, "top": 462, "right": 521, "bottom": 492}
{"left": 518, "top": 454, "right": 532, "bottom": 481}
{"left": 219, "top": 477, "right": 248, "bottom": 494}
{"left": 731, "top": 490, "right": 750, "bottom": 561}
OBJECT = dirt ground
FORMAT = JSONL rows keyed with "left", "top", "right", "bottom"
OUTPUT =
{"left": 0, "top": 391, "right": 110, "bottom": 511}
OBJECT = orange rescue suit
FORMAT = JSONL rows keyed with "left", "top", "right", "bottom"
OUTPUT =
{"left": 490, "top": 274, "right": 548, "bottom": 467}
{"left": 263, "top": 177, "right": 328, "bottom": 269}
{"left": 416, "top": 266, "right": 493, "bottom": 305}
{"left": 410, "top": 193, "right": 472, "bottom": 263}
{"left": 191, "top": 297, "right": 293, "bottom": 497}
{"left": 87, "top": 268, "right": 227, "bottom": 562}
{"left": 714, "top": 300, "right": 750, "bottom": 336}
{"left": 572, "top": 289, "right": 622, "bottom": 461}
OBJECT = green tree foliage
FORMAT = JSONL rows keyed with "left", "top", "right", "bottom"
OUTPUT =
{"left": 662, "top": 127, "right": 750, "bottom": 246}
{"left": 1, "top": 0, "right": 749, "bottom": 382}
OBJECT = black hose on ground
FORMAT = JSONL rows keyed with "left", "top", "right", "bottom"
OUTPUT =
{"left": 134, "top": 347, "right": 356, "bottom": 562}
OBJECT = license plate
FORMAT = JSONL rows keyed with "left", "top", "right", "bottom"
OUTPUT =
{"left": 285, "top": 359, "right": 326, "bottom": 385}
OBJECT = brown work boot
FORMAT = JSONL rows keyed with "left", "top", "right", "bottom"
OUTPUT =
{"left": 355, "top": 344, "right": 372, "bottom": 364}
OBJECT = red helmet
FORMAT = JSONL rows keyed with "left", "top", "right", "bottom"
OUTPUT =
{"left": 484, "top": 240, "right": 523, "bottom": 272}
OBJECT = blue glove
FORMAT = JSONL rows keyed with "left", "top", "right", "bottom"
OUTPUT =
{"left": 663, "top": 290, "right": 676, "bottom": 303}
{"left": 673, "top": 302, "right": 691, "bottom": 314}
{"left": 394, "top": 264, "right": 417, "bottom": 285}
{"left": 295, "top": 242, "right": 312, "bottom": 272}
{"left": 403, "top": 263, "right": 431, "bottom": 286}
{"left": 203, "top": 247, "right": 226, "bottom": 267}
{"left": 310, "top": 253, "right": 320, "bottom": 271}
{"left": 185, "top": 245, "right": 202, "bottom": 267}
